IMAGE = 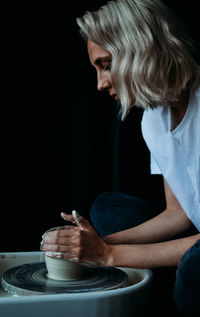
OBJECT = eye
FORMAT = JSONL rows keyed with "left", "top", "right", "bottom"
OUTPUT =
{"left": 103, "top": 63, "right": 111, "bottom": 72}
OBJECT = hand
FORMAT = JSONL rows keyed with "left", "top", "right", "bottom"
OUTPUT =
{"left": 41, "top": 210, "right": 111, "bottom": 267}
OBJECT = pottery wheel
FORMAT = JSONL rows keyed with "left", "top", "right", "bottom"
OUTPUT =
{"left": 2, "top": 262, "right": 128, "bottom": 296}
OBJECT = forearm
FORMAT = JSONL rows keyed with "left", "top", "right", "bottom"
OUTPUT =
{"left": 104, "top": 207, "right": 192, "bottom": 245}
{"left": 106, "top": 233, "right": 200, "bottom": 268}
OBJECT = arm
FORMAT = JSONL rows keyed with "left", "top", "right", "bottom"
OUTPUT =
{"left": 42, "top": 181, "right": 199, "bottom": 268}
{"left": 107, "top": 233, "right": 200, "bottom": 268}
{"left": 104, "top": 179, "right": 193, "bottom": 244}
{"left": 105, "top": 179, "right": 199, "bottom": 268}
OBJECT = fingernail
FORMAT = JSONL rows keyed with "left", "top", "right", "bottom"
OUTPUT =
{"left": 67, "top": 257, "right": 79, "bottom": 262}
{"left": 61, "top": 212, "right": 68, "bottom": 221}
{"left": 40, "top": 243, "right": 44, "bottom": 251}
{"left": 40, "top": 240, "right": 44, "bottom": 247}
{"left": 72, "top": 210, "right": 82, "bottom": 224}
{"left": 61, "top": 212, "right": 77, "bottom": 224}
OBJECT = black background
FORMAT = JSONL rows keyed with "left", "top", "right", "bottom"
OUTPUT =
{"left": 2, "top": 1, "right": 199, "bottom": 251}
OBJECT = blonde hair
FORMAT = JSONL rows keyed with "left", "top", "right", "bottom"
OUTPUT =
{"left": 77, "top": 0, "right": 200, "bottom": 120}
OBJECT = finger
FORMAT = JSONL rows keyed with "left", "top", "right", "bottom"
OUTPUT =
{"left": 61, "top": 212, "right": 77, "bottom": 224}
{"left": 61, "top": 211, "right": 91, "bottom": 230}
{"left": 42, "top": 226, "right": 67, "bottom": 238}
{"left": 45, "top": 252, "right": 64, "bottom": 259}
{"left": 61, "top": 253, "right": 79, "bottom": 261}
{"left": 44, "top": 251, "right": 105, "bottom": 267}
{"left": 43, "top": 235, "right": 80, "bottom": 247}
{"left": 72, "top": 210, "right": 82, "bottom": 225}
{"left": 41, "top": 228, "right": 80, "bottom": 250}
{"left": 43, "top": 226, "right": 78, "bottom": 238}
{"left": 61, "top": 210, "right": 84, "bottom": 226}
{"left": 42, "top": 243, "right": 77, "bottom": 254}
{"left": 45, "top": 226, "right": 67, "bottom": 233}
{"left": 45, "top": 251, "right": 78, "bottom": 260}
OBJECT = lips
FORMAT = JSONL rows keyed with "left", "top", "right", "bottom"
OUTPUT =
{"left": 111, "top": 94, "right": 119, "bottom": 101}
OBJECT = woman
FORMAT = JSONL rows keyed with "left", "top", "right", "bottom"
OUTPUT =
{"left": 41, "top": 0, "right": 200, "bottom": 315}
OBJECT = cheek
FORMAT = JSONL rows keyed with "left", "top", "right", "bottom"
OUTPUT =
{"left": 108, "top": 73, "right": 114, "bottom": 84}
{"left": 111, "top": 73, "right": 118, "bottom": 89}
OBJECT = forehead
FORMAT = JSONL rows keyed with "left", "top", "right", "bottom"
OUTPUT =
{"left": 87, "top": 40, "right": 111, "bottom": 64}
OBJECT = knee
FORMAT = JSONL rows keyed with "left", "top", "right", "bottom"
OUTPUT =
{"left": 89, "top": 192, "right": 115, "bottom": 235}
{"left": 90, "top": 191, "right": 114, "bottom": 220}
{"left": 174, "top": 240, "right": 200, "bottom": 316}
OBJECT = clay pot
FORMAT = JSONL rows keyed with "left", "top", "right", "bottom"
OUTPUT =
{"left": 45, "top": 254, "right": 85, "bottom": 280}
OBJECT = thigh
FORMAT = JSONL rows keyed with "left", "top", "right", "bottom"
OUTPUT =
{"left": 90, "top": 191, "right": 163, "bottom": 236}
{"left": 174, "top": 239, "right": 200, "bottom": 316}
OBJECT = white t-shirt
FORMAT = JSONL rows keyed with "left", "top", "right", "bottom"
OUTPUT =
{"left": 141, "top": 86, "right": 200, "bottom": 231}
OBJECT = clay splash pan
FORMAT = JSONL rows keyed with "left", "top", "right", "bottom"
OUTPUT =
{"left": 2, "top": 262, "right": 128, "bottom": 296}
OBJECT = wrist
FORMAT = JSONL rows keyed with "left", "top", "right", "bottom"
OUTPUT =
{"left": 103, "top": 235, "right": 115, "bottom": 244}
{"left": 104, "top": 243, "right": 115, "bottom": 267}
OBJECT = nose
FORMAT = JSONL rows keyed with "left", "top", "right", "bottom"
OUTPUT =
{"left": 97, "top": 72, "right": 112, "bottom": 92}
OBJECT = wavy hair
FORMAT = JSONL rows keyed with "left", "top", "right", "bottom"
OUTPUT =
{"left": 77, "top": 0, "right": 200, "bottom": 120}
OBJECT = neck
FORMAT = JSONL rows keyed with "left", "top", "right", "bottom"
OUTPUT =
{"left": 170, "top": 89, "right": 189, "bottom": 130}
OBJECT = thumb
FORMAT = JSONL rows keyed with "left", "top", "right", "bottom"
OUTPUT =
{"left": 72, "top": 210, "right": 83, "bottom": 225}
{"left": 61, "top": 210, "right": 89, "bottom": 228}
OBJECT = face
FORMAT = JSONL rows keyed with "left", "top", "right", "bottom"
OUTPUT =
{"left": 87, "top": 40, "right": 119, "bottom": 101}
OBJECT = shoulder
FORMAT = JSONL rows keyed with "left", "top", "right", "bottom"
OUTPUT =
{"left": 141, "top": 106, "right": 169, "bottom": 140}
{"left": 195, "top": 85, "right": 200, "bottom": 99}
{"left": 190, "top": 85, "right": 200, "bottom": 109}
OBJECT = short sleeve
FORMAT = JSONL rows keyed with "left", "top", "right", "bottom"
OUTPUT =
{"left": 150, "top": 154, "right": 162, "bottom": 175}
{"left": 196, "top": 144, "right": 200, "bottom": 201}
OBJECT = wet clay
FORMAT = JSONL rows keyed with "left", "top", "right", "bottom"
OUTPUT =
{"left": 45, "top": 254, "right": 85, "bottom": 280}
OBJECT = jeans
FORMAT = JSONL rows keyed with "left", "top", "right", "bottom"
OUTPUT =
{"left": 174, "top": 240, "right": 200, "bottom": 316}
{"left": 90, "top": 191, "right": 164, "bottom": 236}
{"left": 90, "top": 191, "right": 200, "bottom": 316}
